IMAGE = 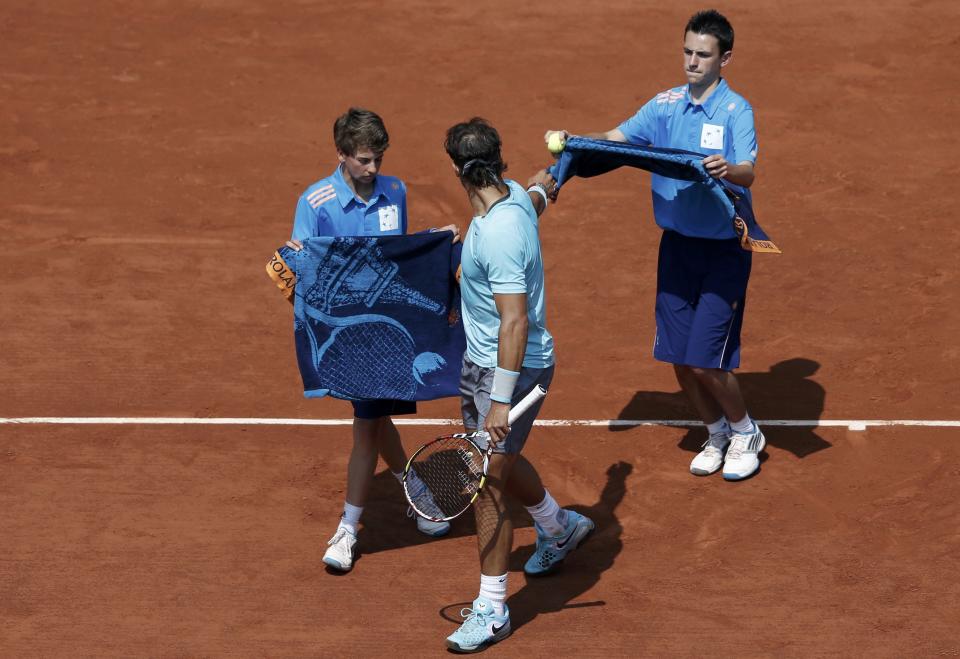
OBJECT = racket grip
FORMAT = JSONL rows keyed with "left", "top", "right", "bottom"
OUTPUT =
{"left": 506, "top": 385, "right": 547, "bottom": 425}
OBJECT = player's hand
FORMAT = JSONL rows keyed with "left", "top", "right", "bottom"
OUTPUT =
{"left": 703, "top": 154, "right": 728, "bottom": 179}
{"left": 431, "top": 224, "right": 461, "bottom": 243}
{"left": 484, "top": 401, "right": 511, "bottom": 445}
{"left": 285, "top": 239, "right": 304, "bottom": 251}
{"left": 527, "top": 169, "right": 559, "bottom": 201}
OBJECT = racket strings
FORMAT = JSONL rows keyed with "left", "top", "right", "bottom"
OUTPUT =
{"left": 406, "top": 437, "right": 485, "bottom": 520}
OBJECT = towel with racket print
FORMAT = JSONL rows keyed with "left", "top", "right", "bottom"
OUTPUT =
{"left": 275, "top": 233, "right": 465, "bottom": 401}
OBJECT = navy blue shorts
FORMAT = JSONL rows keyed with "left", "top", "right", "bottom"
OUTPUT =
{"left": 654, "top": 230, "right": 752, "bottom": 370}
{"left": 351, "top": 399, "right": 417, "bottom": 419}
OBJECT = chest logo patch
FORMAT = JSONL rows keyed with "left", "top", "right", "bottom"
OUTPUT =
{"left": 701, "top": 123, "right": 724, "bottom": 150}
{"left": 378, "top": 204, "right": 399, "bottom": 231}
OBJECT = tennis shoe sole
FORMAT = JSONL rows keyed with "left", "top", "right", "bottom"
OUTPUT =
{"left": 446, "top": 625, "right": 512, "bottom": 654}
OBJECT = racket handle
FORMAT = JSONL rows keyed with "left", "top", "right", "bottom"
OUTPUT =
{"left": 506, "top": 385, "right": 547, "bottom": 425}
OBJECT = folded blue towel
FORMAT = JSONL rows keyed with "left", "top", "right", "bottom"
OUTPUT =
{"left": 280, "top": 233, "right": 466, "bottom": 401}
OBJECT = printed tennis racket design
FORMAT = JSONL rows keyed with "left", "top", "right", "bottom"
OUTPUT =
{"left": 402, "top": 385, "right": 547, "bottom": 522}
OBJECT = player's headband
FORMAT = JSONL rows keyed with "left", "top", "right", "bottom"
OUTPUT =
{"left": 460, "top": 158, "right": 496, "bottom": 175}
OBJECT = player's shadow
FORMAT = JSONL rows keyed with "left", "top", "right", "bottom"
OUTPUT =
{"left": 610, "top": 358, "right": 830, "bottom": 458}
{"left": 491, "top": 461, "right": 632, "bottom": 632}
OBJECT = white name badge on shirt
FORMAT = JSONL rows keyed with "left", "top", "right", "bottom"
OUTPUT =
{"left": 378, "top": 204, "right": 399, "bottom": 231}
{"left": 700, "top": 123, "right": 725, "bottom": 150}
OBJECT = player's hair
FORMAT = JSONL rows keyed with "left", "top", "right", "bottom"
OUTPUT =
{"left": 685, "top": 9, "right": 734, "bottom": 54}
{"left": 333, "top": 107, "right": 390, "bottom": 156}
{"left": 444, "top": 117, "right": 508, "bottom": 189}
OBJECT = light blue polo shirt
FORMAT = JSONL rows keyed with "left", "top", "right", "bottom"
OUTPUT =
{"left": 291, "top": 165, "right": 408, "bottom": 240}
{"left": 459, "top": 180, "right": 554, "bottom": 369}
{"left": 618, "top": 78, "right": 757, "bottom": 239}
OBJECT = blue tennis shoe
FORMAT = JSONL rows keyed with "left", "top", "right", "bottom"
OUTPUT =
{"left": 446, "top": 597, "right": 511, "bottom": 653}
{"left": 523, "top": 510, "right": 595, "bottom": 576}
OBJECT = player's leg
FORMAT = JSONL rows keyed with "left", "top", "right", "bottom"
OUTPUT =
{"left": 506, "top": 454, "right": 595, "bottom": 577}
{"left": 683, "top": 239, "right": 765, "bottom": 480}
{"left": 447, "top": 358, "right": 513, "bottom": 652}
{"left": 492, "top": 363, "right": 594, "bottom": 577}
{"left": 476, "top": 453, "right": 516, "bottom": 577}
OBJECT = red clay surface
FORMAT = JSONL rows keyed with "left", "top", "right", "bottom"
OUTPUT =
{"left": 2, "top": 0, "right": 959, "bottom": 656}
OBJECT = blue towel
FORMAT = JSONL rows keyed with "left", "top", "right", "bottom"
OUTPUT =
{"left": 549, "top": 137, "right": 780, "bottom": 253}
{"left": 280, "top": 233, "right": 466, "bottom": 401}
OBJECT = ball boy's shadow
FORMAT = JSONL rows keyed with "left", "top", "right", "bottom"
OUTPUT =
{"left": 611, "top": 358, "right": 831, "bottom": 458}
{"left": 355, "top": 469, "right": 486, "bottom": 556}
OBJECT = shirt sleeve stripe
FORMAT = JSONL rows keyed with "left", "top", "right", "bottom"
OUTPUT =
{"left": 306, "top": 185, "right": 335, "bottom": 201}
{"left": 308, "top": 192, "right": 337, "bottom": 208}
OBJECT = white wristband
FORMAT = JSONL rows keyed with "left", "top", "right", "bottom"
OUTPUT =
{"left": 527, "top": 184, "right": 548, "bottom": 206}
{"left": 491, "top": 367, "right": 520, "bottom": 404}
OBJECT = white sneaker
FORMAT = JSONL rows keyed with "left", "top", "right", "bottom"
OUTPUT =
{"left": 722, "top": 424, "right": 766, "bottom": 481}
{"left": 407, "top": 506, "right": 451, "bottom": 537}
{"left": 690, "top": 431, "right": 731, "bottom": 476}
{"left": 322, "top": 526, "right": 357, "bottom": 572}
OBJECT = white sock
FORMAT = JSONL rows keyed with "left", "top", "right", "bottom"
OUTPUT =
{"left": 525, "top": 490, "right": 567, "bottom": 536}
{"left": 479, "top": 573, "right": 508, "bottom": 617}
{"left": 706, "top": 417, "right": 730, "bottom": 436}
{"left": 730, "top": 414, "right": 755, "bottom": 434}
{"left": 339, "top": 502, "right": 363, "bottom": 535}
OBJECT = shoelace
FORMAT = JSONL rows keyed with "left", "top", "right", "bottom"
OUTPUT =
{"left": 458, "top": 608, "right": 486, "bottom": 628}
{"left": 725, "top": 435, "right": 750, "bottom": 460}
{"left": 700, "top": 432, "right": 729, "bottom": 456}
{"left": 699, "top": 443, "right": 724, "bottom": 458}
{"left": 328, "top": 528, "right": 350, "bottom": 546}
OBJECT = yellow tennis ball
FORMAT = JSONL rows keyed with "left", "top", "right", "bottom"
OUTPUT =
{"left": 547, "top": 132, "right": 565, "bottom": 154}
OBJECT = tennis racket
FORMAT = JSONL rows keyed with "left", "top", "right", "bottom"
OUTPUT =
{"left": 402, "top": 385, "right": 547, "bottom": 522}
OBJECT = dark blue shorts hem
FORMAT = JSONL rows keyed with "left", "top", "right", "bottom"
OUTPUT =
{"left": 351, "top": 399, "right": 417, "bottom": 419}
{"left": 653, "top": 349, "right": 740, "bottom": 371}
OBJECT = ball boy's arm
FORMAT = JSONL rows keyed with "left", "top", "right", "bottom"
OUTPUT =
{"left": 703, "top": 156, "right": 756, "bottom": 188}
{"left": 544, "top": 127, "right": 628, "bottom": 147}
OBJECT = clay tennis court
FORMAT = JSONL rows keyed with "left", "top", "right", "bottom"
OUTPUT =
{"left": 2, "top": 0, "right": 958, "bottom": 655}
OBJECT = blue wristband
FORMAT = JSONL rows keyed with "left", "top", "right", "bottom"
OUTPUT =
{"left": 490, "top": 367, "right": 520, "bottom": 404}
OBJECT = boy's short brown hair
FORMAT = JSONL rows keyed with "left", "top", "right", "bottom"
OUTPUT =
{"left": 333, "top": 107, "right": 390, "bottom": 156}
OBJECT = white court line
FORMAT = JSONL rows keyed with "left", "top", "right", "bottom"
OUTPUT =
{"left": 1, "top": 417, "right": 959, "bottom": 430}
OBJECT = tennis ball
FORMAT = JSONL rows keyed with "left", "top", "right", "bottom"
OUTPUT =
{"left": 547, "top": 132, "right": 565, "bottom": 154}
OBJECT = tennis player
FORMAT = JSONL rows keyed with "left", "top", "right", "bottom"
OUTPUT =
{"left": 546, "top": 10, "right": 767, "bottom": 481}
{"left": 287, "top": 107, "right": 460, "bottom": 572}
{"left": 442, "top": 118, "right": 594, "bottom": 653}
